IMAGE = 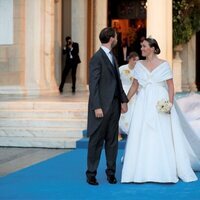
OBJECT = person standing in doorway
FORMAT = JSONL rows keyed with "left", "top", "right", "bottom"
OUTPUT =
{"left": 121, "top": 37, "right": 132, "bottom": 65}
{"left": 59, "top": 36, "right": 81, "bottom": 93}
{"left": 86, "top": 27, "right": 128, "bottom": 185}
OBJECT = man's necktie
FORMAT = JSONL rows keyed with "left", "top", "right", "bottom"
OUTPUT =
{"left": 109, "top": 51, "right": 115, "bottom": 66}
{"left": 109, "top": 51, "right": 120, "bottom": 98}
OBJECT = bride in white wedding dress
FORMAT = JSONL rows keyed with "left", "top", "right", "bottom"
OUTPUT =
{"left": 121, "top": 37, "right": 200, "bottom": 183}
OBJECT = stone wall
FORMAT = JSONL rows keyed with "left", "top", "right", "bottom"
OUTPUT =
{"left": 0, "top": 0, "right": 25, "bottom": 86}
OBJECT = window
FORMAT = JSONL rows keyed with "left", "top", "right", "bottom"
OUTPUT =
{"left": 0, "top": 0, "right": 13, "bottom": 45}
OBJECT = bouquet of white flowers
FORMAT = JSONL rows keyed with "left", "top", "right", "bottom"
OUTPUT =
{"left": 156, "top": 99, "right": 172, "bottom": 114}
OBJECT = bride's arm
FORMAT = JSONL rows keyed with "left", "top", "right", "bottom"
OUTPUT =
{"left": 127, "top": 79, "right": 139, "bottom": 101}
{"left": 166, "top": 79, "right": 174, "bottom": 104}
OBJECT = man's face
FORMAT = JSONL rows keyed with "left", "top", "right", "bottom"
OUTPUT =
{"left": 111, "top": 33, "right": 118, "bottom": 48}
{"left": 67, "top": 39, "right": 72, "bottom": 45}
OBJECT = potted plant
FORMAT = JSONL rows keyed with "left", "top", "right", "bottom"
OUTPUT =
{"left": 173, "top": 0, "right": 200, "bottom": 47}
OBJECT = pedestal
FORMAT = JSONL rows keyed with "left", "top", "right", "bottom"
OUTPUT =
{"left": 173, "top": 45, "right": 183, "bottom": 92}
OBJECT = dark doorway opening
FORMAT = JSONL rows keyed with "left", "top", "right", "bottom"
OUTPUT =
{"left": 108, "top": 0, "right": 147, "bottom": 65}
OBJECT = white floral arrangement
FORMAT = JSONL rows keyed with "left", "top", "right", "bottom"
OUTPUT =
{"left": 156, "top": 99, "right": 172, "bottom": 114}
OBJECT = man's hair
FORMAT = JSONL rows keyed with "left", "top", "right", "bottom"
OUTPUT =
{"left": 99, "top": 27, "right": 116, "bottom": 43}
{"left": 65, "top": 36, "right": 71, "bottom": 42}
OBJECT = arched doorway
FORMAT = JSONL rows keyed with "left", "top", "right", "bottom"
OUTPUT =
{"left": 59, "top": 0, "right": 88, "bottom": 92}
{"left": 108, "top": 0, "right": 147, "bottom": 65}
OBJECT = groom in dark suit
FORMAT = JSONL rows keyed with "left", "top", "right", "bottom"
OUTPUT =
{"left": 86, "top": 27, "right": 128, "bottom": 185}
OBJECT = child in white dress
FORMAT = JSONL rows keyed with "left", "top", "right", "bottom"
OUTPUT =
{"left": 119, "top": 52, "right": 139, "bottom": 135}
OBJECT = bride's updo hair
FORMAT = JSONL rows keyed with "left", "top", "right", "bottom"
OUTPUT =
{"left": 145, "top": 37, "right": 161, "bottom": 55}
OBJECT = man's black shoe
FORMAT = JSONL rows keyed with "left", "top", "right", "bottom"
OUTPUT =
{"left": 87, "top": 177, "right": 99, "bottom": 185}
{"left": 59, "top": 87, "right": 63, "bottom": 93}
{"left": 107, "top": 175, "right": 117, "bottom": 184}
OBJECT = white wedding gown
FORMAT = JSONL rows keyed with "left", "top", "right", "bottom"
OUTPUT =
{"left": 121, "top": 61, "right": 200, "bottom": 183}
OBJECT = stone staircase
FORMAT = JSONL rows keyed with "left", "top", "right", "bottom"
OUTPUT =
{"left": 0, "top": 98, "right": 88, "bottom": 148}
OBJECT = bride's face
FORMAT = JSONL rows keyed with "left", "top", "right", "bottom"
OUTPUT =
{"left": 141, "top": 40, "right": 154, "bottom": 57}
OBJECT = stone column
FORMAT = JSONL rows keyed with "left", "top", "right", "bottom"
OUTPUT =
{"left": 71, "top": 0, "right": 88, "bottom": 91}
{"left": 93, "top": 0, "right": 107, "bottom": 51}
{"left": 147, "top": 0, "right": 183, "bottom": 92}
{"left": 54, "top": 0, "right": 62, "bottom": 86}
{"left": 25, "top": 0, "right": 58, "bottom": 95}
{"left": 147, "top": 0, "right": 172, "bottom": 64}
{"left": 180, "top": 44, "right": 189, "bottom": 91}
{"left": 43, "top": 0, "right": 58, "bottom": 91}
{"left": 180, "top": 35, "right": 197, "bottom": 92}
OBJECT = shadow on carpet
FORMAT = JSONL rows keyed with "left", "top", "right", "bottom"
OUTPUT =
{"left": 0, "top": 149, "right": 200, "bottom": 200}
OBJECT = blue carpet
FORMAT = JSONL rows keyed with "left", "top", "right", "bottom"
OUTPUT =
{"left": 0, "top": 149, "right": 200, "bottom": 200}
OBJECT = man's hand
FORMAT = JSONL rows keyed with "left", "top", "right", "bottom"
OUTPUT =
{"left": 94, "top": 108, "right": 104, "bottom": 118}
{"left": 121, "top": 103, "right": 128, "bottom": 113}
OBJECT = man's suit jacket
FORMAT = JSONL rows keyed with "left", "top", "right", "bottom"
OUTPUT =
{"left": 63, "top": 42, "right": 81, "bottom": 65}
{"left": 87, "top": 48, "right": 128, "bottom": 136}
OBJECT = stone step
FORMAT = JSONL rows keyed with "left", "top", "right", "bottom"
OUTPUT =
{"left": 0, "top": 118, "right": 87, "bottom": 128}
{"left": 0, "top": 95, "right": 88, "bottom": 148}
{"left": 0, "top": 127, "right": 84, "bottom": 138}
{"left": 0, "top": 136, "right": 78, "bottom": 148}
{"left": 0, "top": 110, "right": 87, "bottom": 119}
{"left": 0, "top": 101, "right": 88, "bottom": 110}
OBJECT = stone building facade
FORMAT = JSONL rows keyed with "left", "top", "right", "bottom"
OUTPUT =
{"left": 0, "top": 0, "right": 198, "bottom": 95}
